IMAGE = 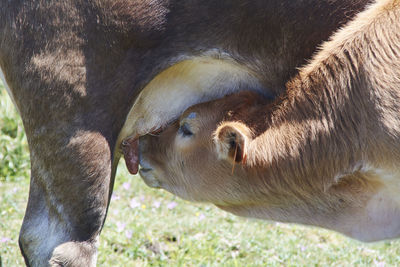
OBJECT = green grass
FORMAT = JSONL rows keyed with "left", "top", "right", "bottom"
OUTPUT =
{"left": 1, "top": 81, "right": 400, "bottom": 266}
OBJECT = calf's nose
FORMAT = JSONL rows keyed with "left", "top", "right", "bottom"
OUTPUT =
{"left": 138, "top": 135, "right": 154, "bottom": 171}
{"left": 137, "top": 135, "right": 162, "bottom": 188}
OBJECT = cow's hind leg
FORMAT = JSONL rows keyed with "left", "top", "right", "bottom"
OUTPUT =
{"left": 18, "top": 129, "right": 113, "bottom": 266}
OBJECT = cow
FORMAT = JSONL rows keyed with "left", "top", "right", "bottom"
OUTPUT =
{"left": 0, "top": 0, "right": 371, "bottom": 266}
{"left": 136, "top": 0, "right": 400, "bottom": 243}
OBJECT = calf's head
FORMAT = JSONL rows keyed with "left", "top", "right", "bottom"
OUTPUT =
{"left": 138, "top": 91, "right": 272, "bottom": 205}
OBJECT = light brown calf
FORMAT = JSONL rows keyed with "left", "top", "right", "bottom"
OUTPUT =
{"left": 137, "top": 0, "right": 400, "bottom": 242}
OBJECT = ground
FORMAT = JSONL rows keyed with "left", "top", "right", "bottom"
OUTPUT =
{"left": 1, "top": 82, "right": 400, "bottom": 266}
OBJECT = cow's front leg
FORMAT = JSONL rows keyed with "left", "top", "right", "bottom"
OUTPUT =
{"left": 19, "top": 129, "right": 113, "bottom": 267}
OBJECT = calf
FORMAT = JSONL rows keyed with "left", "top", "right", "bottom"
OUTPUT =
{"left": 137, "top": 0, "right": 400, "bottom": 242}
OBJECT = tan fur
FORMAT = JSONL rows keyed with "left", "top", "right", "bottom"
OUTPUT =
{"left": 138, "top": 0, "right": 400, "bottom": 241}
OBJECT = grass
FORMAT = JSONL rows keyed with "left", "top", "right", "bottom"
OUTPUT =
{"left": 1, "top": 81, "right": 400, "bottom": 266}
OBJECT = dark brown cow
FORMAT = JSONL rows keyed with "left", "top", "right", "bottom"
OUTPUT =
{"left": 137, "top": 0, "right": 400, "bottom": 243}
{"left": 0, "top": 0, "right": 371, "bottom": 266}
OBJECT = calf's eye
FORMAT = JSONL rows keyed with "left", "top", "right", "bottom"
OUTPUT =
{"left": 178, "top": 122, "right": 193, "bottom": 137}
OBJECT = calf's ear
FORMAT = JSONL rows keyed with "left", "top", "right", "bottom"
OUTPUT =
{"left": 214, "top": 122, "right": 251, "bottom": 164}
